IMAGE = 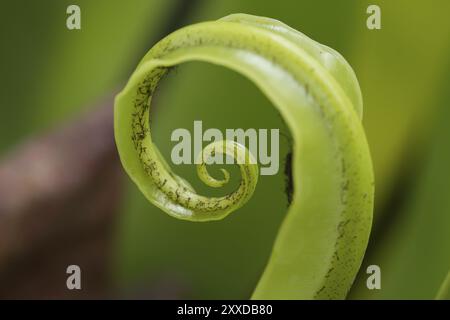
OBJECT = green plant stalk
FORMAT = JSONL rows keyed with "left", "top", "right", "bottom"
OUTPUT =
{"left": 436, "top": 271, "right": 450, "bottom": 300}
{"left": 115, "top": 14, "right": 374, "bottom": 299}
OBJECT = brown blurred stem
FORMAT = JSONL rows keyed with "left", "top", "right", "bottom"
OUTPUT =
{"left": 0, "top": 98, "right": 123, "bottom": 298}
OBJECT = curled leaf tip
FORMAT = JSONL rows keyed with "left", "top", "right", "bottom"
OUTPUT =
{"left": 114, "top": 13, "right": 374, "bottom": 299}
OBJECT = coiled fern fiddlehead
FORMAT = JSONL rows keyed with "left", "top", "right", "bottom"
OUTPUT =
{"left": 114, "top": 14, "right": 374, "bottom": 299}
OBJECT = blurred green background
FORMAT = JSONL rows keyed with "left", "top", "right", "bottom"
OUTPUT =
{"left": 0, "top": 0, "right": 449, "bottom": 299}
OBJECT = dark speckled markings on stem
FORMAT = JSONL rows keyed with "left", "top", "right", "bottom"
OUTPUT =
{"left": 130, "top": 68, "right": 258, "bottom": 217}
{"left": 114, "top": 13, "right": 374, "bottom": 299}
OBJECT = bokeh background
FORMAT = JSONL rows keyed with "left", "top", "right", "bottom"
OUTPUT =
{"left": 0, "top": 0, "right": 449, "bottom": 299}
